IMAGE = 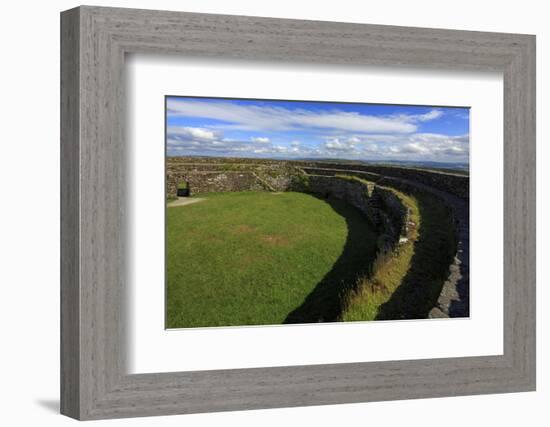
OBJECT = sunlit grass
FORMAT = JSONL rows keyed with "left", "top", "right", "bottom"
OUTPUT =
{"left": 166, "top": 181, "right": 456, "bottom": 327}
{"left": 166, "top": 191, "right": 378, "bottom": 328}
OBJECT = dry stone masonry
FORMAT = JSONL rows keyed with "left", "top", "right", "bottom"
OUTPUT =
{"left": 301, "top": 162, "right": 469, "bottom": 199}
{"left": 166, "top": 158, "right": 303, "bottom": 196}
{"left": 166, "top": 156, "right": 469, "bottom": 318}
{"left": 306, "top": 175, "right": 410, "bottom": 254}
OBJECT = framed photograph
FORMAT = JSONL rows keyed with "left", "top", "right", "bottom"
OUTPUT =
{"left": 163, "top": 96, "right": 469, "bottom": 328}
{"left": 61, "top": 6, "right": 536, "bottom": 420}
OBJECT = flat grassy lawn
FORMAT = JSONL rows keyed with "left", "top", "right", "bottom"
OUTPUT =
{"left": 166, "top": 192, "right": 378, "bottom": 328}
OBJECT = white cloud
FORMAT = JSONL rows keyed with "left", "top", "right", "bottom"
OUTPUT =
{"left": 250, "top": 136, "right": 270, "bottom": 144}
{"left": 167, "top": 126, "right": 220, "bottom": 141}
{"left": 379, "top": 133, "right": 468, "bottom": 159}
{"left": 315, "top": 132, "right": 469, "bottom": 161}
{"left": 166, "top": 131, "right": 469, "bottom": 161}
{"left": 166, "top": 99, "right": 445, "bottom": 134}
{"left": 389, "top": 109, "right": 443, "bottom": 123}
{"left": 396, "top": 142, "right": 430, "bottom": 154}
{"left": 165, "top": 103, "right": 467, "bottom": 162}
{"left": 414, "top": 109, "right": 444, "bottom": 121}
{"left": 325, "top": 138, "right": 354, "bottom": 152}
{"left": 293, "top": 112, "right": 416, "bottom": 133}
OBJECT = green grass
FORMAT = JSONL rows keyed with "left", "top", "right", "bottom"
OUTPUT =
{"left": 166, "top": 191, "right": 378, "bottom": 328}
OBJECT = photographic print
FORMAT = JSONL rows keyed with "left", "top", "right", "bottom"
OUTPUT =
{"left": 165, "top": 96, "right": 469, "bottom": 329}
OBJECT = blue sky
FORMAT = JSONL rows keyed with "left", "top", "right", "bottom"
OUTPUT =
{"left": 166, "top": 96, "right": 469, "bottom": 163}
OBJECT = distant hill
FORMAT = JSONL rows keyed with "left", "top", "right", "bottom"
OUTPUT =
{"left": 296, "top": 158, "right": 469, "bottom": 175}
{"left": 168, "top": 154, "right": 469, "bottom": 175}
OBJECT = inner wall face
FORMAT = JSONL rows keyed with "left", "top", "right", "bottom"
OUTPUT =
{"left": 164, "top": 96, "right": 470, "bottom": 329}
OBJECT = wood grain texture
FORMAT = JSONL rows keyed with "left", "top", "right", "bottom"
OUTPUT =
{"left": 60, "top": 5, "right": 536, "bottom": 420}
{"left": 60, "top": 7, "right": 80, "bottom": 419}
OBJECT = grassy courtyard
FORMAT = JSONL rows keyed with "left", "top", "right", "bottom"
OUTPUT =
{"left": 166, "top": 191, "right": 379, "bottom": 328}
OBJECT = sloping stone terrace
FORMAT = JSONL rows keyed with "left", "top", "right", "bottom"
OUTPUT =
{"left": 166, "top": 157, "right": 469, "bottom": 318}
{"left": 300, "top": 162, "right": 469, "bottom": 199}
{"left": 307, "top": 175, "right": 410, "bottom": 254}
{"left": 301, "top": 165, "right": 469, "bottom": 318}
{"left": 166, "top": 157, "right": 469, "bottom": 200}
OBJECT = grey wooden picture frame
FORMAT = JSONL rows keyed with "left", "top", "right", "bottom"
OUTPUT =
{"left": 60, "top": 5, "right": 536, "bottom": 421}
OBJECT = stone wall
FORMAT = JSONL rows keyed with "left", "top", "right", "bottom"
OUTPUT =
{"left": 301, "top": 162, "right": 469, "bottom": 199}
{"left": 167, "top": 157, "right": 468, "bottom": 199}
{"left": 166, "top": 156, "right": 410, "bottom": 253}
{"left": 374, "top": 186, "right": 410, "bottom": 240}
{"left": 167, "top": 171, "right": 267, "bottom": 196}
{"left": 165, "top": 156, "right": 467, "bottom": 317}
{"left": 307, "top": 175, "right": 409, "bottom": 253}
{"left": 166, "top": 157, "right": 305, "bottom": 197}
{"left": 307, "top": 175, "right": 373, "bottom": 218}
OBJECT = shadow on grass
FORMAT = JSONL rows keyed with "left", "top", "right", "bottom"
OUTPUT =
{"left": 375, "top": 193, "right": 457, "bottom": 320}
{"left": 283, "top": 196, "right": 378, "bottom": 324}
